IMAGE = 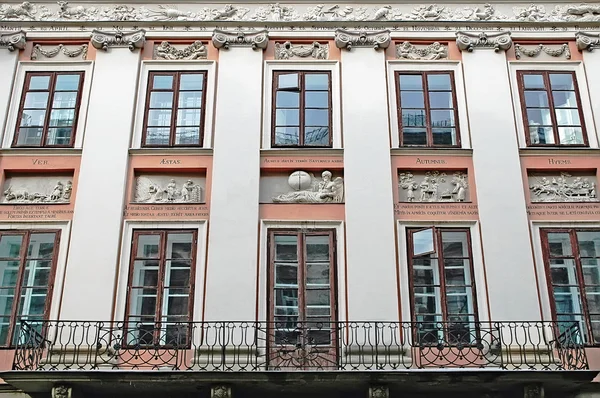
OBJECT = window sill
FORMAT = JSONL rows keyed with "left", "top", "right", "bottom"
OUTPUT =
{"left": 129, "top": 148, "right": 214, "bottom": 156}
{"left": 0, "top": 147, "right": 83, "bottom": 156}
{"left": 261, "top": 148, "right": 343, "bottom": 156}
{"left": 391, "top": 147, "right": 473, "bottom": 156}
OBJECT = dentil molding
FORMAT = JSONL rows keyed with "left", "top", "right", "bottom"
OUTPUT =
{"left": 0, "top": 31, "right": 26, "bottom": 51}
{"left": 334, "top": 29, "right": 391, "bottom": 50}
{"left": 456, "top": 31, "right": 512, "bottom": 52}
{"left": 211, "top": 29, "right": 268, "bottom": 50}
{"left": 576, "top": 32, "right": 600, "bottom": 51}
{"left": 90, "top": 29, "right": 145, "bottom": 51}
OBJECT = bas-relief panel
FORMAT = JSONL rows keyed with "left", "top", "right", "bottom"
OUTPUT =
{"left": 399, "top": 171, "right": 469, "bottom": 203}
{"left": 133, "top": 174, "right": 205, "bottom": 204}
{"left": 528, "top": 172, "right": 597, "bottom": 203}
{"left": 260, "top": 170, "right": 344, "bottom": 204}
{"left": 2, "top": 175, "right": 73, "bottom": 204}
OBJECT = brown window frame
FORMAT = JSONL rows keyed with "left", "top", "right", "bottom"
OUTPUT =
{"left": 517, "top": 70, "right": 588, "bottom": 147}
{"left": 406, "top": 227, "right": 479, "bottom": 343}
{"left": 0, "top": 229, "right": 61, "bottom": 347}
{"left": 541, "top": 228, "right": 600, "bottom": 345}
{"left": 124, "top": 229, "right": 198, "bottom": 348}
{"left": 13, "top": 71, "right": 85, "bottom": 148}
{"left": 141, "top": 71, "right": 208, "bottom": 148}
{"left": 271, "top": 70, "right": 333, "bottom": 148}
{"left": 395, "top": 71, "right": 461, "bottom": 148}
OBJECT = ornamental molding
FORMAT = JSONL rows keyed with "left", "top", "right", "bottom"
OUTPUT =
{"left": 368, "top": 386, "right": 389, "bottom": 398}
{"left": 31, "top": 43, "right": 88, "bottom": 60}
{"left": 334, "top": 29, "right": 391, "bottom": 50}
{"left": 4, "top": 2, "right": 599, "bottom": 22}
{"left": 576, "top": 31, "right": 600, "bottom": 51}
{"left": 52, "top": 385, "right": 72, "bottom": 398}
{"left": 514, "top": 43, "right": 570, "bottom": 59}
{"left": 0, "top": 30, "right": 26, "bottom": 51}
{"left": 274, "top": 41, "right": 329, "bottom": 59}
{"left": 456, "top": 31, "right": 512, "bottom": 52}
{"left": 396, "top": 41, "right": 448, "bottom": 60}
{"left": 211, "top": 29, "right": 268, "bottom": 50}
{"left": 154, "top": 40, "right": 207, "bottom": 59}
{"left": 529, "top": 172, "right": 597, "bottom": 203}
{"left": 211, "top": 386, "right": 232, "bottom": 398}
{"left": 90, "top": 29, "right": 145, "bottom": 51}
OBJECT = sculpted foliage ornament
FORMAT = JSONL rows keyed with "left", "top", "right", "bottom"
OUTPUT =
{"left": 272, "top": 171, "right": 344, "bottom": 204}
{"left": 0, "top": 31, "right": 26, "bottom": 51}
{"left": 529, "top": 173, "right": 597, "bottom": 202}
{"left": 154, "top": 41, "right": 207, "bottom": 60}
{"left": 396, "top": 41, "right": 447, "bottom": 60}
{"left": 90, "top": 29, "right": 145, "bottom": 51}
{"left": 274, "top": 41, "right": 328, "bottom": 59}
{"left": 212, "top": 29, "right": 268, "bottom": 50}
{"left": 576, "top": 32, "right": 600, "bottom": 51}
{"left": 335, "top": 29, "right": 391, "bottom": 50}
{"left": 514, "top": 43, "right": 570, "bottom": 59}
{"left": 456, "top": 31, "right": 512, "bottom": 52}
{"left": 31, "top": 43, "right": 87, "bottom": 60}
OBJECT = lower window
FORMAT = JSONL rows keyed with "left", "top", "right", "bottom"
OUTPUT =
{"left": 0, "top": 230, "right": 60, "bottom": 346}
{"left": 406, "top": 227, "right": 478, "bottom": 344}
{"left": 125, "top": 229, "right": 197, "bottom": 347}
{"left": 541, "top": 228, "right": 600, "bottom": 344}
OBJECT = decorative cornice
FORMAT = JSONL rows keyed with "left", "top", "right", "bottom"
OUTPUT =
{"left": 211, "top": 29, "right": 268, "bottom": 50}
{"left": 396, "top": 41, "right": 448, "bottom": 60}
{"left": 456, "top": 31, "right": 512, "bottom": 52}
{"left": 0, "top": 31, "right": 26, "bottom": 51}
{"left": 576, "top": 32, "right": 600, "bottom": 51}
{"left": 334, "top": 29, "right": 391, "bottom": 50}
{"left": 274, "top": 41, "right": 329, "bottom": 59}
{"left": 90, "top": 29, "right": 145, "bottom": 51}
{"left": 31, "top": 43, "right": 87, "bottom": 60}
{"left": 154, "top": 40, "right": 206, "bottom": 59}
{"left": 514, "top": 43, "right": 570, "bottom": 59}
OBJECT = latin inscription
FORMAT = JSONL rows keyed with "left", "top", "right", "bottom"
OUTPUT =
{"left": 262, "top": 158, "right": 343, "bottom": 165}
{"left": 548, "top": 159, "right": 572, "bottom": 165}
{"left": 160, "top": 159, "right": 181, "bottom": 165}
{"left": 394, "top": 203, "right": 478, "bottom": 218}
{"left": 0, "top": 205, "right": 73, "bottom": 220}
{"left": 32, "top": 159, "right": 49, "bottom": 165}
{"left": 124, "top": 204, "right": 209, "bottom": 218}
{"left": 528, "top": 203, "right": 600, "bottom": 219}
{"left": 416, "top": 158, "right": 446, "bottom": 165}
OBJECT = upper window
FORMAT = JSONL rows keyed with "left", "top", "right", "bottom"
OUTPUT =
{"left": 406, "top": 227, "right": 477, "bottom": 344}
{"left": 541, "top": 229, "right": 600, "bottom": 344}
{"left": 14, "top": 72, "right": 84, "bottom": 148}
{"left": 396, "top": 71, "right": 460, "bottom": 147}
{"left": 517, "top": 71, "right": 587, "bottom": 146}
{"left": 125, "top": 230, "right": 197, "bottom": 347}
{"left": 142, "top": 72, "right": 207, "bottom": 147}
{"left": 0, "top": 230, "right": 59, "bottom": 346}
{"left": 272, "top": 71, "right": 332, "bottom": 147}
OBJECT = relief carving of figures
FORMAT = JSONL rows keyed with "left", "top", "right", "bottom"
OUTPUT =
{"left": 555, "top": 3, "right": 600, "bottom": 21}
{"left": 514, "top": 4, "right": 547, "bottom": 21}
{"left": 250, "top": 3, "right": 299, "bottom": 21}
{"left": 514, "top": 43, "right": 570, "bottom": 59}
{"left": 0, "top": 2, "right": 37, "bottom": 20}
{"left": 399, "top": 171, "right": 468, "bottom": 203}
{"left": 302, "top": 5, "right": 368, "bottom": 21}
{"left": 3, "top": 180, "right": 72, "bottom": 204}
{"left": 0, "top": 31, "right": 26, "bottom": 51}
{"left": 405, "top": 4, "right": 447, "bottom": 20}
{"left": 135, "top": 177, "right": 203, "bottom": 203}
{"left": 529, "top": 173, "right": 597, "bottom": 202}
{"left": 458, "top": 3, "right": 506, "bottom": 20}
{"left": 56, "top": 1, "right": 97, "bottom": 19}
{"left": 272, "top": 171, "right": 343, "bottom": 204}
{"left": 274, "top": 41, "right": 328, "bottom": 59}
{"left": 396, "top": 42, "right": 447, "bottom": 60}
{"left": 154, "top": 41, "right": 207, "bottom": 60}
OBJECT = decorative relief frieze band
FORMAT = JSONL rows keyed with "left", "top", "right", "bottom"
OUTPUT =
{"left": 529, "top": 172, "right": 597, "bottom": 203}
{"left": 334, "top": 29, "right": 391, "bottom": 50}
{"left": 211, "top": 29, "right": 268, "bottom": 50}
{"left": 514, "top": 43, "right": 570, "bottom": 59}
{"left": 576, "top": 32, "right": 600, "bottom": 51}
{"left": 396, "top": 41, "right": 448, "bottom": 60}
{"left": 154, "top": 40, "right": 207, "bottom": 59}
{"left": 51, "top": 385, "right": 72, "bottom": 398}
{"left": 456, "top": 31, "right": 512, "bottom": 52}
{"left": 90, "top": 29, "right": 145, "bottom": 51}
{"left": 368, "top": 386, "right": 389, "bottom": 398}
{"left": 274, "top": 41, "right": 328, "bottom": 59}
{"left": 31, "top": 43, "right": 88, "bottom": 60}
{"left": 0, "top": 30, "right": 26, "bottom": 51}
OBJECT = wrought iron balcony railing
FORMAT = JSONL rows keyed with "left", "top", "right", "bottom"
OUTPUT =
{"left": 13, "top": 320, "right": 588, "bottom": 371}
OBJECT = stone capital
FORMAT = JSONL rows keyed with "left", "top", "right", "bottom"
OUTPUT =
{"left": 456, "top": 31, "right": 512, "bottom": 52}
{"left": 0, "top": 31, "right": 26, "bottom": 52}
{"left": 90, "top": 29, "right": 145, "bottom": 52}
{"left": 576, "top": 32, "right": 600, "bottom": 52}
{"left": 334, "top": 29, "right": 391, "bottom": 51}
{"left": 211, "top": 29, "right": 268, "bottom": 51}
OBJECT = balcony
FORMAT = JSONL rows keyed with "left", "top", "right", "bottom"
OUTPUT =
{"left": 2, "top": 320, "right": 596, "bottom": 397}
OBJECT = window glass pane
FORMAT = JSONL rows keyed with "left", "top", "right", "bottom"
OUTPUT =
{"left": 307, "top": 263, "right": 329, "bottom": 285}
{"left": 400, "top": 91, "right": 424, "bottom": 108}
{"left": 275, "top": 235, "right": 297, "bottom": 261}
{"left": 148, "top": 109, "right": 172, "bottom": 126}
{"left": 166, "top": 233, "right": 193, "bottom": 259}
{"left": 306, "top": 236, "right": 330, "bottom": 262}
{"left": 167, "top": 267, "right": 190, "bottom": 288}
{"left": 555, "top": 109, "right": 581, "bottom": 126}
{"left": 446, "top": 292, "right": 471, "bottom": 314}
{"left": 20, "top": 110, "right": 46, "bottom": 127}
{"left": 577, "top": 232, "right": 600, "bottom": 257}
{"left": 589, "top": 287, "right": 600, "bottom": 313}
{"left": 178, "top": 91, "right": 201, "bottom": 108}
{"left": 526, "top": 108, "right": 552, "bottom": 126}
{"left": 553, "top": 91, "right": 578, "bottom": 108}
{"left": 398, "top": 75, "right": 422, "bottom": 90}
{"left": 427, "top": 74, "right": 451, "bottom": 91}
{"left": 55, "top": 74, "right": 80, "bottom": 91}
{"left": 429, "top": 92, "right": 453, "bottom": 108}
{"left": 29, "top": 75, "right": 50, "bottom": 90}
{"left": 522, "top": 74, "right": 545, "bottom": 89}
{"left": 179, "top": 74, "right": 203, "bottom": 91}
{"left": 0, "top": 236, "right": 23, "bottom": 259}
{"left": 45, "top": 128, "right": 71, "bottom": 146}
{"left": 583, "top": 259, "right": 600, "bottom": 286}
{"left": 153, "top": 75, "right": 174, "bottom": 89}
{"left": 558, "top": 127, "right": 584, "bottom": 145}
{"left": 402, "top": 110, "right": 426, "bottom": 127}
{"left": 27, "top": 233, "right": 56, "bottom": 259}
{"left": 129, "top": 287, "right": 157, "bottom": 316}
{"left": 306, "top": 289, "right": 330, "bottom": 306}
{"left": 524, "top": 91, "right": 549, "bottom": 108}
{"left": 278, "top": 73, "right": 299, "bottom": 90}
{"left": 529, "top": 126, "right": 554, "bottom": 145}
{"left": 52, "top": 91, "right": 77, "bottom": 109}
{"left": 305, "top": 109, "right": 328, "bottom": 126}
{"left": 441, "top": 231, "right": 468, "bottom": 257}
{"left": 0, "top": 262, "right": 19, "bottom": 287}
{"left": 16, "top": 128, "right": 43, "bottom": 146}
{"left": 276, "top": 91, "right": 299, "bottom": 108}
{"left": 274, "top": 127, "right": 299, "bottom": 145}
{"left": 132, "top": 260, "right": 159, "bottom": 286}
{"left": 550, "top": 259, "right": 577, "bottom": 285}
{"left": 177, "top": 109, "right": 201, "bottom": 126}
{"left": 445, "top": 262, "right": 470, "bottom": 286}
{"left": 24, "top": 92, "right": 49, "bottom": 109}
{"left": 165, "top": 294, "right": 189, "bottom": 316}
{"left": 136, "top": 234, "right": 161, "bottom": 258}
{"left": 305, "top": 91, "right": 328, "bottom": 108}
{"left": 547, "top": 233, "right": 573, "bottom": 256}
{"left": 49, "top": 109, "right": 75, "bottom": 127}
{"left": 305, "top": 74, "right": 329, "bottom": 90}
{"left": 175, "top": 128, "right": 200, "bottom": 145}
{"left": 412, "top": 228, "right": 435, "bottom": 256}
{"left": 402, "top": 128, "right": 427, "bottom": 146}
{"left": 590, "top": 315, "right": 600, "bottom": 344}
{"left": 18, "top": 287, "right": 47, "bottom": 316}
{"left": 145, "top": 128, "right": 170, "bottom": 145}
{"left": 432, "top": 128, "right": 456, "bottom": 146}
{"left": 150, "top": 92, "right": 173, "bottom": 109}
{"left": 0, "top": 289, "right": 15, "bottom": 316}
{"left": 275, "top": 288, "right": 298, "bottom": 307}
{"left": 430, "top": 110, "right": 455, "bottom": 127}
{"left": 305, "top": 127, "right": 329, "bottom": 146}
{"left": 275, "top": 263, "right": 297, "bottom": 285}
{"left": 413, "top": 267, "right": 435, "bottom": 285}
{"left": 275, "top": 109, "right": 299, "bottom": 126}
{"left": 550, "top": 74, "right": 575, "bottom": 90}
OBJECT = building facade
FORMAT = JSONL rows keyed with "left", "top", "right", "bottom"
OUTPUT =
{"left": 0, "top": 1, "right": 599, "bottom": 397}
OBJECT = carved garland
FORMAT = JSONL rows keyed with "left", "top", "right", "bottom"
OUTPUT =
{"left": 274, "top": 41, "right": 329, "bottom": 59}
{"left": 396, "top": 41, "right": 448, "bottom": 60}
{"left": 154, "top": 40, "right": 207, "bottom": 60}
{"left": 31, "top": 43, "right": 88, "bottom": 60}
{"left": 514, "top": 43, "right": 571, "bottom": 59}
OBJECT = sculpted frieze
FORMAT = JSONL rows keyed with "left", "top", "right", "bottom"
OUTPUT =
{"left": 267, "top": 170, "right": 344, "bottom": 204}
{"left": 399, "top": 171, "right": 469, "bottom": 203}
{"left": 134, "top": 175, "right": 204, "bottom": 203}
{"left": 154, "top": 40, "right": 207, "bottom": 59}
{"left": 5, "top": 2, "right": 600, "bottom": 22}
{"left": 274, "top": 41, "right": 328, "bottom": 59}
{"left": 2, "top": 176, "right": 72, "bottom": 204}
{"left": 529, "top": 172, "right": 597, "bottom": 203}
{"left": 396, "top": 41, "right": 448, "bottom": 60}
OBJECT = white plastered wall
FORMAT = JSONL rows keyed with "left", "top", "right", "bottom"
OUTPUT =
{"left": 131, "top": 60, "right": 216, "bottom": 149}
{"left": 0, "top": 51, "right": 19, "bottom": 139}
{"left": 2, "top": 61, "right": 94, "bottom": 149}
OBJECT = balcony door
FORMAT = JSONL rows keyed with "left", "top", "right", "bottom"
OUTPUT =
{"left": 267, "top": 229, "right": 337, "bottom": 369}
